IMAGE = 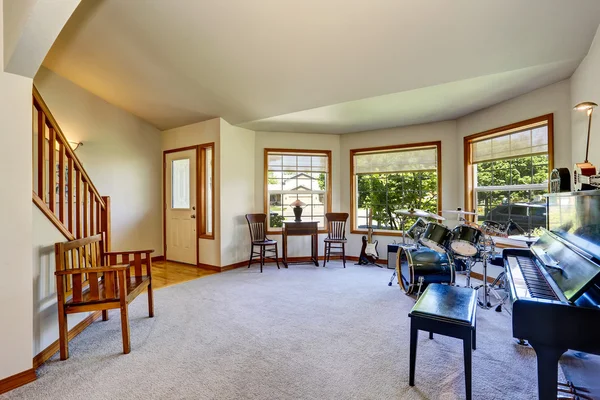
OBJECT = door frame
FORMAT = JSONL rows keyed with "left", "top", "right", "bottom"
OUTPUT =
{"left": 163, "top": 145, "right": 200, "bottom": 264}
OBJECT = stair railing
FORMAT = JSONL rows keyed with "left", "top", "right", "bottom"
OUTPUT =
{"left": 32, "top": 86, "right": 111, "bottom": 250}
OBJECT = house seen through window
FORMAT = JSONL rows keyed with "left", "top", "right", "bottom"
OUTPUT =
{"left": 266, "top": 150, "right": 331, "bottom": 230}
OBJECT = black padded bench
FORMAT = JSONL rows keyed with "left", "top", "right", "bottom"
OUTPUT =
{"left": 408, "top": 283, "right": 477, "bottom": 400}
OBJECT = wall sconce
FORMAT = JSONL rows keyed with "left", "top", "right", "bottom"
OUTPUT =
{"left": 289, "top": 199, "right": 306, "bottom": 222}
{"left": 68, "top": 141, "right": 83, "bottom": 151}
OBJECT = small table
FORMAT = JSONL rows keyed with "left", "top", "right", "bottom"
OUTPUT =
{"left": 282, "top": 221, "right": 319, "bottom": 267}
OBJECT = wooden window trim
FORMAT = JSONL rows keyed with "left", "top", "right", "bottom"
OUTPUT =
{"left": 350, "top": 141, "right": 442, "bottom": 236}
{"left": 463, "top": 114, "right": 554, "bottom": 219}
{"left": 264, "top": 148, "right": 332, "bottom": 235}
{"left": 162, "top": 143, "right": 215, "bottom": 261}
{"left": 198, "top": 143, "right": 215, "bottom": 239}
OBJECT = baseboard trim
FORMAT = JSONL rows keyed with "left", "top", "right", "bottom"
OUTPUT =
{"left": 197, "top": 263, "right": 221, "bottom": 271}
{"left": 197, "top": 261, "right": 248, "bottom": 272}
{"left": 221, "top": 261, "right": 247, "bottom": 271}
{"left": 0, "top": 368, "right": 36, "bottom": 395}
{"left": 470, "top": 271, "right": 497, "bottom": 284}
{"left": 32, "top": 311, "right": 103, "bottom": 369}
{"left": 151, "top": 255, "right": 165, "bottom": 262}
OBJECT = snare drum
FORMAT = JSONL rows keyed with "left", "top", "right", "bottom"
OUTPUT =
{"left": 421, "top": 222, "right": 451, "bottom": 253}
{"left": 395, "top": 246, "right": 455, "bottom": 294}
{"left": 450, "top": 224, "right": 482, "bottom": 257}
{"left": 481, "top": 220, "right": 506, "bottom": 237}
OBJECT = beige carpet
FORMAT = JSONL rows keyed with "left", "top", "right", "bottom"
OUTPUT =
{"left": 3, "top": 263, "right": 546, "bottom": 399}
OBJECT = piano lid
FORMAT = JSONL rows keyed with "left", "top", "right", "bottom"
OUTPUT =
{"left": 531, "top": 231, "right": 600, "bottom": 302}
{"left": 547, "top": 190, "right": 600, "bottom": 262}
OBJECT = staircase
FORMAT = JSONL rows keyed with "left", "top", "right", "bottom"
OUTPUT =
{"left": 32, "top": 86, "right": 111, "bottom": 249}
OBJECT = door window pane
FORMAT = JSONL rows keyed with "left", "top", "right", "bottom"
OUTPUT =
{"left": 172, "top": 159, "right": 190, "bottom": 209}
{"left": 205, "top": 147, "right": 213, "bottom": 234}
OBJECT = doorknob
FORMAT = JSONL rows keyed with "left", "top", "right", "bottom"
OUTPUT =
{"left": 191, "top": 214, "right": 196, "bottom": 219}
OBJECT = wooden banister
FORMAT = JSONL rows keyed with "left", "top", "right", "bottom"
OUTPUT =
{"left": 32, "top": 86, "right": 110, "bottom": 247}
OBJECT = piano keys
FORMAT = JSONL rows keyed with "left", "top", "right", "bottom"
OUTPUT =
{"left": 504, "top": 190, "right": 600, "bottom": 400}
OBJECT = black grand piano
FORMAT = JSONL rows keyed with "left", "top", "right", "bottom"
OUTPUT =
{"left": 504, "top": 190, "right": 600, "bottom": 400}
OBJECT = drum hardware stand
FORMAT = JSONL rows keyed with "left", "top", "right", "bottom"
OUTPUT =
{"left": 474, "top": 251, "right": 509, "bottom": 310}
{"left": 415, "top": 276, "right": 425, "bottom": 299}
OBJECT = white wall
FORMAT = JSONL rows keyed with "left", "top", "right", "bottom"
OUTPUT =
{"left": 0, "top": 0, "right": 34, "bottom": 380}
{"left": 162, "top": 118, "right": 221, "bottom": 267}
{"left": 254, "top": 131, "right": 341, "bottom": 258}
{"left": 340, "top": 121, "right": 459, "bottom": 261}
{"left": 34, "top": 67, "right": 163, "bottom": 255}
{"left": 456, "top": 79, "right": 572, "bottom": 200}
{"left": 572, "top": 25, "right": 600, "bottom": 168}
{"left": 32, "top": 205, "right": 90, "bottom": 356}
{"left": 220, "top": 120, "right": 255, "bottom": 266}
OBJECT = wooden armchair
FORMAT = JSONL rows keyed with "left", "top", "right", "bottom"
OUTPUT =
{"left": 54, "top": 233, "right": 154, "bottom": 359}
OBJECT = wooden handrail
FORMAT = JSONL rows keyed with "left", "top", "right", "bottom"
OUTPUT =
{"left": 33, "top": 86, "right": 106, "bottom": 207}
{"left": 32, "top": 86, "right": 110, "bottom": 246}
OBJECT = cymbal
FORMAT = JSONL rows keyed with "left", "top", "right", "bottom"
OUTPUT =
{"left": 428, "top": 212, "right": 446, "bottom": 221}
{"left": 442, "top": 209, "right": 477, "bottom": 215}
{"left": 394, "top": 208, "right": 430, "bottom": 218}
{"left": 514, "top": 202, "right": 546, "bottom": 208}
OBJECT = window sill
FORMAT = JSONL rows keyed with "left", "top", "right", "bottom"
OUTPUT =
{"left": 199, "top": 234, "right": 214, "bottom": 240}
{"left": 350, "top": 229, "right": 406, "bottom": 237}
{"left": 267, "top": 229, "right": 328, "bottom": 235}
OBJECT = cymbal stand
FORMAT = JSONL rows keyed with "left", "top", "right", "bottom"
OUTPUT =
{"left": 474, "top": 250, "right": 508, "bottom": 310}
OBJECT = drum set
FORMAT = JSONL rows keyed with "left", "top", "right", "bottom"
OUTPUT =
{"left": 389, "top": 208, "right": 507, "bottom": 310}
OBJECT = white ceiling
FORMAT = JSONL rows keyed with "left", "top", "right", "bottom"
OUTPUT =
{"left": 43, "top": 0, "right": 600, "bottom": 133}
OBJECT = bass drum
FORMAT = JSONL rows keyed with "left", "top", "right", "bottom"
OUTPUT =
{"left": 395, "top": 246, "right": 455, "bottom": 295}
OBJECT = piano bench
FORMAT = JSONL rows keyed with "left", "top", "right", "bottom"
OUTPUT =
{"left": 408, "top": 284, "right": 477, "bottom": 400}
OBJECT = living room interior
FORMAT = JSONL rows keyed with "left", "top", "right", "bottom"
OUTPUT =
{"left": 2, "top": 1, "right": 600, "bottom": 399}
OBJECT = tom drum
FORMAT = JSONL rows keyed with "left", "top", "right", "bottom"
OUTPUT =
{"left": 450, "top": 224, "right": 482, "bottom": 257}
{"left": 421, "top": 222, "right": 451, "bottom": 253}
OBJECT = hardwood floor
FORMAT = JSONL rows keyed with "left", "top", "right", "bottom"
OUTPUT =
{"left": 151, "top": 260, "right": 218, "bottom": 290}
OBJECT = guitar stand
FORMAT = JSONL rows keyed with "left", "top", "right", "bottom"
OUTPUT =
{"left": 356, "top": 260, "right": 383, "bottom": 267}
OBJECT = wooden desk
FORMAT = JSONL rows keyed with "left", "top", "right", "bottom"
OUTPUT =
{"left": 282, "top": 221, "right": 319, "bottom": 267}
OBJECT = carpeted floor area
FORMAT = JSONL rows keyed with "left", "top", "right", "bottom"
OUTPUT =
{"left": 4, "top": 263, "right": 544, "bottom": 399}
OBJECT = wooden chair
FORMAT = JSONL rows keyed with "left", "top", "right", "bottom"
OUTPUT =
{"left": 54, "top": 233, "right": 154, "bottom": 359}
{"left": 323, "top": 212, "right": 349, "bottom": 267}
{"left": 245, "top": 213, "right": 280, "bottom": 273}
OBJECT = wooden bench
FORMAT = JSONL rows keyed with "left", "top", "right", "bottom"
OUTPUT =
{"left": 54, "top": 233, "right": 154, "bottom": 359}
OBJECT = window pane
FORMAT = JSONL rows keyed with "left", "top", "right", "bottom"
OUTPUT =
{"left": 205, "top": 147, "right": 213, "bottom": 234}
{"left": 171, "top": 159, "right": 190, "bottom": 209}
{"left": 266, "top": 151, "right": 330, "bottom": 228}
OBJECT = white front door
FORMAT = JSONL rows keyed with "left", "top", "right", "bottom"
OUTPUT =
{"left": 165, "top": 149, "right": 197, "bottom": 264}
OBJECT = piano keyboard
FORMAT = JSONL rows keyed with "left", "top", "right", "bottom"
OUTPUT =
{"left": 507, "top": 256, "right": 559, "bottom": 300}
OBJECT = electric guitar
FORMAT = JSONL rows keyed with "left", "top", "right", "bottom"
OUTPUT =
{"left": 358, "top": 209, "right": 379, "bottom": 265}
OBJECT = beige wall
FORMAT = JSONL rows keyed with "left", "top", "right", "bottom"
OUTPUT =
{"left": 162, "top": 118, "right": 221, "bottom": 266}
{"left": 220, "top": 120, "right": 255, "bottom": 266}
{"left": 34, "top": 67, "right": 163, "bottom": 254}
{"left": 340, "top": 121, "right": 459, "bottom": 260}
{"left": 32, "top": 205, "right": 89, "bottom": 356}
{"left": 572, "top": 25, "right": 600, "bottom": 168}
{"left": 30, "top": 67, "right": 163, "bottom": 362}
{"left": 254, "top": 131, "right": 341, "bottom": 258}
{"left": 0, "top": 1, "right": 34, "bottom": 380}
{"left": 456, "top": 79, "right": 572, "bottom": 200}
